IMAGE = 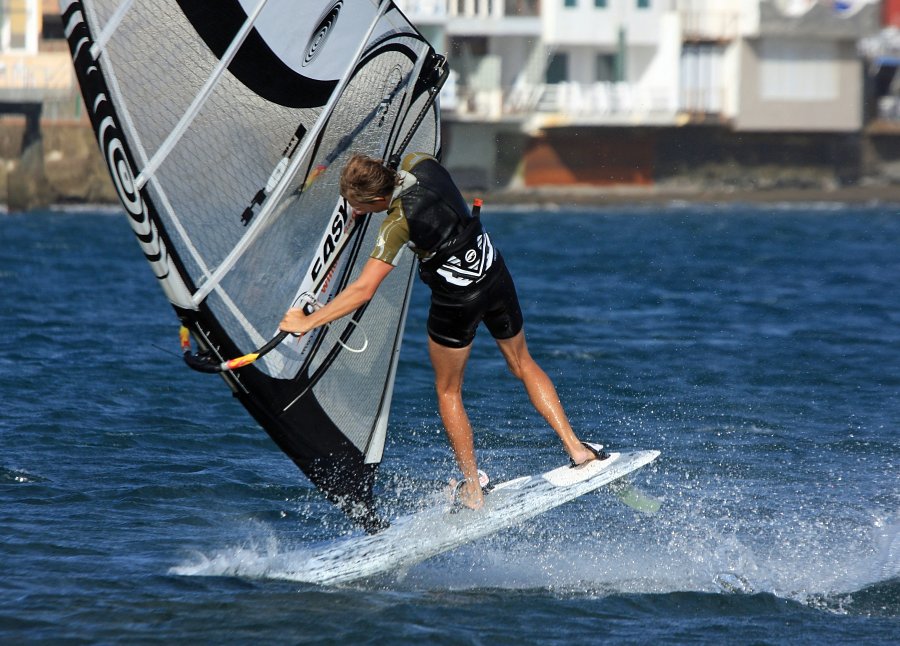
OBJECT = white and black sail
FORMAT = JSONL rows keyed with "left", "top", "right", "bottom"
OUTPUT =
{"left": 61, "top": 0, "right": 445, "bottom": 532}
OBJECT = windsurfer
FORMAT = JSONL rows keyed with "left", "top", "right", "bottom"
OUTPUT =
{"left": 280, "top": 153, "right": 603, "bottom": 510}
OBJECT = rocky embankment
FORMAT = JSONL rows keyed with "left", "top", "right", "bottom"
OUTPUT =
{"left": 1, "top": 120, "right": 117, "bottom": 211}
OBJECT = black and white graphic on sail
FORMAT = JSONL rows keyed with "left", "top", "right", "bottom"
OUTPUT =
{"left": 62, "top": 0, "right": 446, "bottom": 532}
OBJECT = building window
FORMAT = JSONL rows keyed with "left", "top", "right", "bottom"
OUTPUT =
{"left": 546, "top": 52, "right": 569, "bottom": 84}
{"left": 449, "top": 35, "right": 487, "bottom": 59}
{"left": 637, "top": 0, "right": 650, "bottom": 8}
{"left": 759, "top": 40, "right": 838, "bottom": 102}
{"left": 41, "top": 12, "right": 66, "bottom": 40}
{"left": 5, "top": 0, "right": 29, "bottom": 49}
{"left": 564, "top": 0, "right": 577, "bottom": 7}
{"left": 681, "top": 44, "right": 725, "bottom": 113}
{"left": 595, "top": 54, "right": 615, "bottom": 82}
{"left": 595, "top": 0, "right": 607, "bottom": 7}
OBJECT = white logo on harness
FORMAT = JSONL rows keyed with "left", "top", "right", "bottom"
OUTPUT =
{"left": 437, "top": 233, "right": 495, "bottom": 287}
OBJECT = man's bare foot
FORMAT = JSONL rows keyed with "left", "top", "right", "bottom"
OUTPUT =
{"left": 570, "top": 442, "right": 608, "bottom": 468}
{"left": 446, "top": 470, "right": 489, "bottom": 506}
{"left": 454, "top": 478, "right": 485, "bottom": 510}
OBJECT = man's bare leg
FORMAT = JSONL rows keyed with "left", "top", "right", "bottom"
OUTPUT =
{"left": 495, "top": 330, "right": 597, "bottom": 466}
{"left": 428, "top": 338, "right": 484, "bottom": 509}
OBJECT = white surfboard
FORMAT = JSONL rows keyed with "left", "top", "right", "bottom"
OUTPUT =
{"left": 280, "top": 449, "right": 660, "bottom": 586}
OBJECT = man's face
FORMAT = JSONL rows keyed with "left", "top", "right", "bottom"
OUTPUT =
{"left": 346, "top": 196, "right": 389, "bottom": 217}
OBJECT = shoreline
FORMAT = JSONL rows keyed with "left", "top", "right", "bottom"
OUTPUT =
{"left": 5, "top": 182, "right": 900, "bottom": 215}
{"left": 477, "top": 183, "right": 900, "bottom": 208}
{"left": 4, "top": 120, "right": 900, "bottom": 212}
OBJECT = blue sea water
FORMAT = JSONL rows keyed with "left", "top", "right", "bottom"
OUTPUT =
{"left": 0, "top": 203, "right": 898, "bottom": 644}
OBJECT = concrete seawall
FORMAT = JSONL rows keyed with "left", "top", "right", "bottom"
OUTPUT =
{"left": 1, "top": 118, "right": 118, "bottom": 211}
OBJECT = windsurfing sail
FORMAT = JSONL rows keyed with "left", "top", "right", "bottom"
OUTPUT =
{"left": 61, "top": 0, "right": 446, "bottom": 532}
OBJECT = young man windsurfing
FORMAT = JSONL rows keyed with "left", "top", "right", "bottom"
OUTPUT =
{"left": 280, "top": 153, "right": 605, "bottom": 510}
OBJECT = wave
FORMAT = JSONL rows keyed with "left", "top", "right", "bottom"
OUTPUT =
{"left": 0, "top": 466, "right": 47, "bottom": 484}
{"left": 169, "top": 502, "right": 900, "bottom": 618}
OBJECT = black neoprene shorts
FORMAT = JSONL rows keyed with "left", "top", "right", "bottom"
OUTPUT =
{"left": 426, "top": 261, "right": 524, "bottom": 349}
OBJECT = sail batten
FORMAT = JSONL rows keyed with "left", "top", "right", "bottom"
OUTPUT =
{"left": 63, "top": 0, "right": 446, "bottom": 532}
{"left": 134, "top": 0, "right": 271, "bottom": 191}
{"left": 88, "top": 0, "right": 135, "bottom": 59}
{"left": 190, "top": 2, "right": 391, "bottom": 308}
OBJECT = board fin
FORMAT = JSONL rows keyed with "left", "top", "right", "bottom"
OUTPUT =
{"left": 608, "top": 479, "right": 662, "bottom": 514}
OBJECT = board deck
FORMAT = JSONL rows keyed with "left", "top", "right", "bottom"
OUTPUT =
{"left": 279, "top": 449, "right": 660, "bottom": 586}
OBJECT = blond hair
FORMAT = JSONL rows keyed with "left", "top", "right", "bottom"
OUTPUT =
{"left": 340, "top": 153, "right": 399, "bottom": 203}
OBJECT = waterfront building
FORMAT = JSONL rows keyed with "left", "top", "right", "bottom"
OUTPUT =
{"left": 397, "top": 0, "right": 883, "bottom": 189}
{"left": 0, "top": 0, "right": 94, "bottom": 210}
{"left": 0, "top": 1, "right": 892, "bottom": 206}
{"left": 0, "top": 0, "right": 74, "bottom": 117}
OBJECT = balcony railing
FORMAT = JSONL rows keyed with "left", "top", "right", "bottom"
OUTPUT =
{"left": 0, "top": 52, "right": 75, "bottom": 100}
{"left": 680, "top": 9, "right": 742, "bottom": 41}
{"left": 444, "top": 80, "right": 679, "bottom": 122}
{"left": 395, "top": 0, "right": 540, "bottom": 20}
{"left": 394, "top": 0, "right": 447, "bottom": 19}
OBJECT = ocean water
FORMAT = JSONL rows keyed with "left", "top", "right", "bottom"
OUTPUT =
{"left": 0, "top": 203, "right": 898, "bottom": 644}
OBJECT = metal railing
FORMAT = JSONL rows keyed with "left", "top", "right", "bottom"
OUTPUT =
{"left": 394, "top": 0, "right": 447, "bottom": 19}
{"left": 0, "top": 53, "right": 74, "bottom": 90}
{"left": 680, "top": 9, "right": 743, "bottom": 41}
{"left": 395, "top": 0, "right": 540, "bottom": 20}
{"left": 445, "top": 80, "right": 679, "bottom": 121}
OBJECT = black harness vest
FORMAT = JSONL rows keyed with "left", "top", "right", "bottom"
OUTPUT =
{"left": 396, "top": 158, "right": 499, "bottom": 293}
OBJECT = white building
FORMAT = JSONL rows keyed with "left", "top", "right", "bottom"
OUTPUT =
{"left": 0, "top": 0, "right": 74, "bottom": 103}
{"left": 682, "top": 0, "right": 879, "bottom": 132}
{"left": 395, "top": 0, "right": 881, "bottom": 188}
{"left": 1, "top": 0, "right": 40, "bottom": 54}
{"left": 398, "top": 0, "right": 881, "bottom": 132}
{"left": 536, "top": 0, "right": 682, "bottom": 126}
